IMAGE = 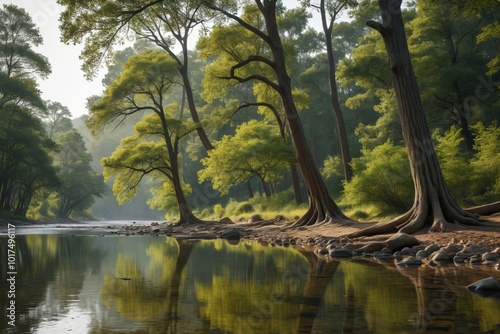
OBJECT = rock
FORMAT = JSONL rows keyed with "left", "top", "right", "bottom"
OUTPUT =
{"left": 429, "top": 249, "right": 452, "bottom": 262}
{"left": 482, "top": 252, "right": 499, "bottom": 262}
{"left": 151, "top": 222, "right": 159, "bottom": 226}
{"left": 247, "top": 214, "right": 263, "bottom": 224}
{"left": 401, "top": 247, "right": 413, "bottom": 256}
{"left": 492, "top": 247, "right": 500, "bottom": 254}
{"left": 330, "top": 247, "right": 353, "bottom": 258}
{"left": 317, "top": 248, "right": 329, "bottom": 255}
{"left": 385, "top": 233, "right": 419, "bottom": 251}
{"left": 453, "top": 255, "right": 466, "bottom": 264}
{"left": 219, "top": 217, "right": 233, "bottom": 224}
{"left": 220, "top": 228, "right": 241, "bottom": 240}
{"left": 424, "top": 243, "right": 440, "bottom": 254}
{"left": 355, "top": 242, "right": 384, "bottom": 253}
{"left": 443, "top": 243, "right": 461, "bottom": 254}
{"left": 466, "top": 277, "right": 500, "bottom": 297}
{"left": 466, "top": 255, "right": 482, "bottom": 264}
{"left": 396, "top": 257, "right": 423, "bottom": 268}
{"left": 416, "top": 250, "right": 429, "bottom": 259}
{"left": 381, "top": 247, "right": 392, "bottom": 254}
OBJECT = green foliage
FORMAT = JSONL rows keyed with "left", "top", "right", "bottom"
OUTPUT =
{"left": 50, "top": 129, "right": 106, "bottom": 218}
{"left": 198, "top": 120, "right": 295, "bottom": 195}
{"left": 433, "top": 126, "right": 474, "bottom": 204}
{"left": 213, "top": 204, "right": 225, "bottom": 218}
{"left": 344, "top": 141, "right": 413, "bottom": 216}
{"left": 320, "top": 155, "right": 344, "bottom": 197}
{"left": 469, "top": 122, "right": 500, "bottom": 201}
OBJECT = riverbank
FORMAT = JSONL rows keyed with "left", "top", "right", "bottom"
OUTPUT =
{"left": 2, "top": 213, "right": 500, "bottom": 268}
{"left": 118, "top": 213, "right": 500, "bottom": 269}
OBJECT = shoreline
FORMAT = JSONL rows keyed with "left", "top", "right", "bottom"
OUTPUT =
{"left": 2, "top": 214, "right": 500, "bottom": 270}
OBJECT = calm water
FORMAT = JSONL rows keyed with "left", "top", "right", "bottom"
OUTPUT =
{"left": 1, "top": 226, "right": 499, "bottom": 333}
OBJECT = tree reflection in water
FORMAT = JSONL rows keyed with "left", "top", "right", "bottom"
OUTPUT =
{"left": 2, "top": 235, "right": 500, "bottom": 333}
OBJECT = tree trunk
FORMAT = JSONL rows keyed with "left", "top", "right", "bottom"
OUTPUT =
{"left": 159, "top": 114, "right": 204, "bottom": 225}
{"left": 179, "top": 64, "right": 214, "bottom": 152}
{"left": 320, "top": 0, "right": 353, "bottom": 183}
{"left": 290, "top": 164, "right": 303, "bottom": 205}
{"left": 262, "top": 0, "right": 348, "bottom": 225}
{"left": 349, "top": 0, "right": 498, "bottom": 238}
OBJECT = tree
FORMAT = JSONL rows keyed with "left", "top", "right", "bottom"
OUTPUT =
{"left": 0, "top": 4, "right": 56, "bottom": 218}
{"left": 408, "top": 0, "right": 494, "bottom": 152}
{"left": 205, "top": 0, "right": 349, "bottom": 226}
{"left": 456, "top": 0, "right": 500, "bottom": 76}
{"left": 89, "top": 50, "right": 202, "bottom": 224}
{"left": 198, "top": 120, "right": 295, "bottom": 197}
{"left": 198, "top": 4, "right": 314, "bottom": 205}
{"left": 51, "top": 129, "right": 106, "bottom": 218}
{"left": 302, "top": 0, "right": 357, "bottom": 182}
{"left": 349, "top": 0, "right": 498, "bottom": 238}
{"left": 58, "top": 0, "right": 215, "bottom": 151}
{"left": 43, "top": 101, "right": 73, "bottom": 139}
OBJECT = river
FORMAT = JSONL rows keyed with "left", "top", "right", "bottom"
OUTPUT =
{"left": 0, "top": 221, "right": 499, "bottom": 333}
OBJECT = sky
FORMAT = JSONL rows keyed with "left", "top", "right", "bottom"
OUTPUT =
{"left": 2, "top": 0, "right": 105, "bottom": 119}
{"left": 3, "top": 0, "right": 327, "bottom": 119}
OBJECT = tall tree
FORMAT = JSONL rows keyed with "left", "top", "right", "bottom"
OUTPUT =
{"left": 89, "top": 50, "right": 203, "bottom": 224}
{"left": 0, "top": 4, "right": 55, "bottom": 218}
{"left": 58, "top": 0, "right": 215, "bottom": 151}
{"left": 302, "top": 0, "right": 356, "bottom": 182}
{"left": 205, "top": 0, "right": 349, "bottom": 226}
{"left": 350, "top": 0, "right": 498, "bottom": 237}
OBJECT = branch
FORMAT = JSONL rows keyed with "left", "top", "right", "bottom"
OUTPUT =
{"left": 218, "top": 74, "right": 280, "bottom": 92}
{"left": 205, "top": 4, "right": 271, "bottom": 45}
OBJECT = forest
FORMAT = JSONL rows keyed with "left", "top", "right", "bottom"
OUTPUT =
{"left": 0, "top": 0, "right": 499, "bottom": 234}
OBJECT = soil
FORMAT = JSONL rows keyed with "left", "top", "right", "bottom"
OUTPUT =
{"left": 2, "top": 213, "right": 500, "bottom": 254}
{"left": 142, "top": 212, "right": 500, "bottom": 254}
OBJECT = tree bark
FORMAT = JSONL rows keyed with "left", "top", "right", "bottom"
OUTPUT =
{"left": 320, "top": 0, "right": 353, "bottom": 183}
{"left": 261, "top": 0, "right": 348, "bottom": 225}
{"left": 349, "top": 0, "right": 498, "bottom": 238}
{"left": 159, "top": 114, "right": 204, "bottom": 225}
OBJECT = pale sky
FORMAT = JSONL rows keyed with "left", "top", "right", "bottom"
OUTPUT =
{"left": 1, "top": 0, "right": 105, "bottom": 118}
{"left": 3, "top": 0, "right": 326, "bottom": 119}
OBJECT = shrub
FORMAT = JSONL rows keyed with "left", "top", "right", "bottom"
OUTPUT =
{"left": 433, "top": 126, "right": 474, "bottom": 205}
{"left": 213, "top": 204, "right": 225, "bottom": 218}
{"left": 343, "top": 141, "right": 413, "bottom": 216}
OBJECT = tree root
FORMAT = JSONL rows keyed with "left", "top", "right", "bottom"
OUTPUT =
{"left": 348, "top": 201, "right": 500, "bottom": 239}
{"left": 465, "top": 201, "right": 500, "bottom": 216}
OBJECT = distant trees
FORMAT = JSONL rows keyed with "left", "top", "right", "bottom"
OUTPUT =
{"left": 0, "top": 5, "right": 104, "bottom": 219}
{"left": 0, "top": 5, "right": 56, "bottom": 217}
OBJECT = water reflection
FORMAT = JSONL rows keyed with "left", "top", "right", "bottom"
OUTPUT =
{"left": 1, "top": 234, "right": 499, "bottom": 333}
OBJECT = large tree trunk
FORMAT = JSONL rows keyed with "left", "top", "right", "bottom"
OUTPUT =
{"left": 349, "top": 0, "right": 498, "bottom": 238}
{"left": 320, "top": 0, "right": 353, "bottom": 183}
{"left": 262, "top": 0, "right": 348, "bottom": 225}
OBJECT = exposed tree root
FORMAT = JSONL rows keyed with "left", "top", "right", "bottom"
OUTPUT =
{"left": 348, "top": 196, "right": 500, "bottom": 239}
{"left": 292, "top": 197, "right": 349, "bottom": 227}
{"left": 465, "top": 201, "right": 500, "bottom": 216}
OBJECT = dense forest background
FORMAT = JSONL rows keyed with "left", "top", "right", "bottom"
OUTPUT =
{"left": 1, "top": 0, "right": 499, "bottom": 223}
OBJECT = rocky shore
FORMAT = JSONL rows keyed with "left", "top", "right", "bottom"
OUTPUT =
{"left": 116, "top": 214, "right": 500, "bottom": 271}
